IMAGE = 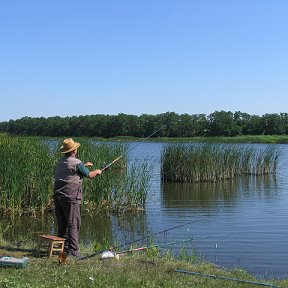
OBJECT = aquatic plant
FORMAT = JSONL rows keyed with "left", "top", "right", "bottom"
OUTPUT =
{"left": 0, "top": 135, "right": 57, "bottom": 214}
{"left": 0, "top": 135, "right": 151, "bottom": 215}
{"left": 161, "top": 143, "right": 280, "bottom": 183}
{"left": 78, "top": 138, "right": 152, "bottom": 211}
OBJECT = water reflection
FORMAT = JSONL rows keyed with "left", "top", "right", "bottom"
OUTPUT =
{"left": 81, "top": 211, "right": 149, "bottom": 249}
{"left": 2, "top": 211, "right": 149, "bottom": 252}
{"left": 80, "top": 213, "right": 112, "bottom": 246}
{"left": 162, "top": 175, "right": 279, "bottom": 211}
{"left": 2, "top": 214, "right": 55, "bottom": 241}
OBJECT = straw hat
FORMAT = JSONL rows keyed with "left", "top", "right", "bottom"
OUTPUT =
{"left": 60, "top": 138, "right": 81, "bottom": 154}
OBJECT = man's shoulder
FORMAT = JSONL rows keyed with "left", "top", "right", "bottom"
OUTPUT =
{"left": 67, "top": 156, "right": 82, "bottom": 165}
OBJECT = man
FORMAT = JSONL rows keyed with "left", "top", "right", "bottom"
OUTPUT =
{"left": 54, "top": 138, "right": 102, "bottom": 258}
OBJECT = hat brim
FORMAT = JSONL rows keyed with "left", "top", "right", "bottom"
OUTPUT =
{"left": 60, "top": 142, "right": 81, "bottom": 154}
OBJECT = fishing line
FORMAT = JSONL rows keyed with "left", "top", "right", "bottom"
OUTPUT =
{"left": 117, "top": 232, "right": 233, "bottom": 254}
{"left": 113, "top": 218, "right": 205, "bottom": 251}
{"left": 78, "top": 218, "right": 204, "bottom": 261}
{"left": 101, "top": 128, "right": 161, "bottom": 172}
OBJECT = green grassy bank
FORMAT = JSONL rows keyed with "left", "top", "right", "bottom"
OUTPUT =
{"left": 0, "top": 242, "right": 285, "bottom": 288}
{"left": 109, "top": 135, "right": 288, "bottom": 144}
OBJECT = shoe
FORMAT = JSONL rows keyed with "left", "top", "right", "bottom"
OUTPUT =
{"left": 67, "top": 252, "right": 84, "bottom": 260}
{"left": 75, "top": 254, "right": 86, "bottom": 260}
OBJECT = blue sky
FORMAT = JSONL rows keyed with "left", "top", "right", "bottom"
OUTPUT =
{"left": 0, "top": 0, "right": 287, "bottom": 121}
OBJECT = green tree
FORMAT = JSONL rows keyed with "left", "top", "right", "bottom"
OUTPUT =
{"left": 262, "top": 113, "right": 284, "bottom": 135}
{"left": 207, "top": 111, "right": 240, "bottom": 136}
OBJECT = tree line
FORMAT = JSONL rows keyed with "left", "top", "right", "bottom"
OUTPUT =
{"left": 0, "top": 111, "right": 288, "bottom": 138}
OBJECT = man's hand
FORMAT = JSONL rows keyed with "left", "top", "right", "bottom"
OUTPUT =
{"left": 94, "top": 169, "right": 102, "bottom": 175}
{"left": 84, "top": 162, "right": 93, "bottom": 167}
{"left": 89, "top": 169, "right": 102, "bottom": 179}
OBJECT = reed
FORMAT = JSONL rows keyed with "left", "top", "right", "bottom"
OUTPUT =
{"left": 77, "top": 138, "right": 152, "bottom": 211}
{"left": 0, "top": 135, "right": 57, "bottom": 214}
{"left": 161, "top": 143, "right": 280, "bottom": 183}
{"left": 0, "top": 136, "right": 151, "bottom": 215}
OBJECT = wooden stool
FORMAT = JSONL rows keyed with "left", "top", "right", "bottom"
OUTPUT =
{"left": 37, "top": 235, "right": 66, "bottom": 258}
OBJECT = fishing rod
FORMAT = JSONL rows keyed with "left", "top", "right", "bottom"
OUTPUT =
{"left": 175, "top": 270, "right": 279, "bottom": 288}
{"left": 116, "top": 232, "right": 232, "bottom": 255}
{"left": 79, "top": 232, "right": 231, "bottom": 261}
{"left": 113, "top": 218, "right": 204, "bottom": 251}
{"left": 101, "top": 128, "right": 161, "bottom": 172}
{"left": 78, "top": 219, "right": 203, "bottom": 261}
{"left": 98, "top": 233, "right": 233, "bottom": 260}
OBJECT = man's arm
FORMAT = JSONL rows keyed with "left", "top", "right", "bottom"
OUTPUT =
{"left": 77, "top": 163, "right": 102, "bottom": 179}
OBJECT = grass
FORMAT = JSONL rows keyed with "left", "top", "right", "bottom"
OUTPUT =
{"left": 0, "top": 241, "right": 285, "bottom": 288}
{"left": 161, "top": 143, "right": 280, "bottom": 183}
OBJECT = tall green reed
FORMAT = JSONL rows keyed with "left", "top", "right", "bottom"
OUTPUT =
{"left": 161, "top": 143, "right": 280, "bottom": 183}
{"left": 77, "top": 138, "right": 151, "bottom": 211}
{"left": 0, "top": 135, "right": 151, "bottom": 215}
{"left": 0, "top": 135, "right": 57, "bottom": 214}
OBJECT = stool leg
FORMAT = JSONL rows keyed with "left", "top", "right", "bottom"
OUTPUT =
{"left": 60, "top": 241, "right": 65, "bottom": 253}
{"left": 37, "top": 237, "right": 42, "bottom": 257}
{"left": 48, "top": 241, "right": 53, "bottom": 258}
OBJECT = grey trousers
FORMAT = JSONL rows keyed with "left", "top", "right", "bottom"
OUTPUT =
{"left": 54, "top": 195, "right": 81, "bottom": 256}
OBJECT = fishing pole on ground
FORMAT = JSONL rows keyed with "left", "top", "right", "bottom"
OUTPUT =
{"left": 175, "top": 270, "right": 279, "bottom": 288}
{"left": 116, "top": 232, "right": 232, "bottom": 255}
{"left": 78, "top": 232, "right": 231, "bottom": 260}
{"left": 100, "top": 128, "right": 161, "bottom": 172}
{"left": 78, "top": 218, "right": 204, "bottom": 261}
{"left": 112, "top": 218, "right": 205, "bottom": 251}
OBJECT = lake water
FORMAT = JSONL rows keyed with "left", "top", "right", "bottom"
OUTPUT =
{"left": 2, "top": 142, "right": 288, "bottom": 279}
